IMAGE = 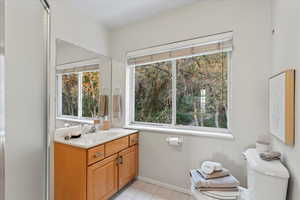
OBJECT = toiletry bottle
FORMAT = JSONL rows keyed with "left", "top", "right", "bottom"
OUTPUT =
{"left": 93, "top": 119, "right": 100, "bottom": 130}
{"left": 102, "top": 116, "right": 110, "bottom": 130}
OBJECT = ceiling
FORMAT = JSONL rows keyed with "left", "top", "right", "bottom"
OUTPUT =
{"left": 58, "top": 0, "right": 200, "bottom": 29}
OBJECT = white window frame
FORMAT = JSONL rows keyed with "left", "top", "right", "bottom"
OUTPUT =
{"left": 125, "top": 33, "right": 233, "bottom": 136}
{"left": 56, "top": 69, "right": 100, "bottom": 121}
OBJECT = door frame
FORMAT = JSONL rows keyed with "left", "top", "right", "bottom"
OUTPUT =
{"left": 40, "top": 1, "right": 51, "bottom": 200}
{"left": 0, "top": 0, "right": 5, "bottom": 199}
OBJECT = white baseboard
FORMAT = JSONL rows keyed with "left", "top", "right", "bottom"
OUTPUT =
{"left": 137, "top": 176, "right": 191, "bottom": 195}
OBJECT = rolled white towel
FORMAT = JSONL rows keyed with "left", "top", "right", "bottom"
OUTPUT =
{"left": 201, "top": 161, "right": 223, "bottom": 175}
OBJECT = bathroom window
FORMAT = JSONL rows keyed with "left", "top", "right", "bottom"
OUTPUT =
{"left": 126, "top": 33, "right": 232, "bottom": 133}
{"left": 57, "top": 65, "right": 101, "bottom": 120}
{"left": 134, "top": 61, "right": 172, "bottom": 124}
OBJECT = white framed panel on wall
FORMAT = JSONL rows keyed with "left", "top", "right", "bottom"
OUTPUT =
{"left": 269, "top": 69, "right": 295, "bottom": 145}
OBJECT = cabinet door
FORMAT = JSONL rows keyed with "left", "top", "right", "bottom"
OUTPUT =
{"left": 87, "top": 154, "right": 118, "bottom": 200}
{"left": 118, "top": 145, "right": 138, "bottom": 189}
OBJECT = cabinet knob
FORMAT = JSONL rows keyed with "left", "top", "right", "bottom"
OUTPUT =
{"left": 116, "top": 156, "right": 123, "bottom": 165}
{"left": 94, "top": 152, "right": 103, "bottom": 158}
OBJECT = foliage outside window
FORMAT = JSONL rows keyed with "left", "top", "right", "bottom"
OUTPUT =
{"left": 58, "top": 70, "right": 100, "bottom": 119}
{"left": 62, "top": 74, "right": 78, "bottom": 116}
{"left": 82, "top": 72, "right": 100, "bottom": 118}
{"left": 176, "top": 53, "right": 228, "bottom": 128}
{"left": 135, "top": 62, "right": 172, "bottom": 124}
{"left": 131, "top": 51, "right": 230, "bottom": 131}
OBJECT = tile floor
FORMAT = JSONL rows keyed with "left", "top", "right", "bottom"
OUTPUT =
{"left": 110, "top": 180, "right": 193, "bottom": 200}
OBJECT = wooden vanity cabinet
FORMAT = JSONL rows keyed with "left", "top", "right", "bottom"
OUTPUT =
{"left": 87, "top": 145, "right": 105, "bottom": 165}
{"left": 54, "top": 143, "right": 87, "bottom": 200}
{"left": 105, "top": 136, "right": 129, "bottom": 157}
{"left": 118, "top": 145, "right": 138, "bottom": 189}
{"left": 87, "top": 154, "right": 118, "bottom": 200}
{"left": 54, "top": 132, "right": 139, "bottom": 200}
{"left": 129, "top": 133, "right": 139, "bottom": 146}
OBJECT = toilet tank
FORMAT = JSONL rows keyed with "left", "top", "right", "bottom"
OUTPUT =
{"left": 244, "top": 149, "right": 289, "bottom": 200}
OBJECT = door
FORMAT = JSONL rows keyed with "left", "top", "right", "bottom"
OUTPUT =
{"left": 87, "top": 154, "right": 118, "bottom": 200}
{"left": 4, "top": 0, "right": 50, "bottom": 200}
{"left": 118, "top": 145, "right": 138, "bottom": 189}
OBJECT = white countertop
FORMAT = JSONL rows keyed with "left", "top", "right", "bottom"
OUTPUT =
{"left": 54, "top": 128, "right": 138, "bottom": 149}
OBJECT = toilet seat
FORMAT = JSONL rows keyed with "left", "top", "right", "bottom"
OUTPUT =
{"left": 191, "top": 186, "right": 249, "bottom": 200}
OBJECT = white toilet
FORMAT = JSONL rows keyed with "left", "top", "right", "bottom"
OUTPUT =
{"left": 191, "top": 148, "right": 290, "bottom": 200}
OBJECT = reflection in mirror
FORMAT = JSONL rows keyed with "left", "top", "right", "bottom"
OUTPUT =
{"left": 55, "top": 39, "right": 112, "bottom": 129}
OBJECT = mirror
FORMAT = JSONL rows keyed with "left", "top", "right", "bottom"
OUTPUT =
{"left": 55, "top": 39, "right": 112, "bottom": 129}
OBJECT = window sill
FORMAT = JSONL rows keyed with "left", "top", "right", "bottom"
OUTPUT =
{"left": 124, "top": 124, "right": 234, "bottom": 140}
{"left": 56, "top": 117, "right": 94, "bottom": 124}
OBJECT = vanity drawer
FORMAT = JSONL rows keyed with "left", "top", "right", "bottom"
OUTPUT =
{"left": 88, "top": 145, "right": 105, "bottom": 165}
{"left": 129, "top": 134, "right": 139, "bottom": 146}
{"left": 105, "top": 137, "right": 129, "bottom": 157}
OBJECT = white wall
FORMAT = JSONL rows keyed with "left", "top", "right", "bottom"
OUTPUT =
{"left": 110, "top": 0, "right": 272, "bottom": 190}
{"left": 49, "top": 1, "right": 111, "bottom": 199}
{"left": 51, "top": 0, "right": 109, "bottom": 56}
{"left": 49, "top": 0, "right": 111, "bottom": 133}
{"left": 5, "top": 1, "right": 48, "bottom": 200}
{"left": 271, "top": 0, "right": 300, "bottom": 199}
